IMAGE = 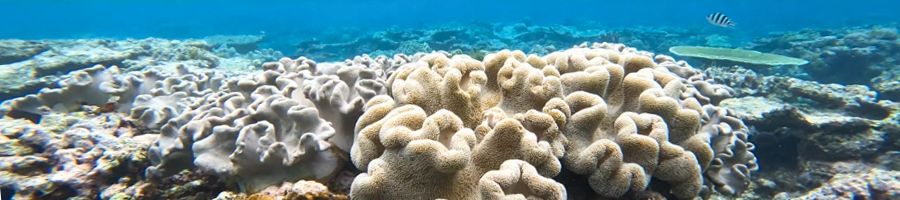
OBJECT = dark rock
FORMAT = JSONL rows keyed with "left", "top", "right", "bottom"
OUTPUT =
{"left": 798, "top": 128, "right": 884, "bottom": 160}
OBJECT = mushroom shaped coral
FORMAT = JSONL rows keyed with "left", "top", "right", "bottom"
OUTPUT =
{"left": 386, "top": 53, "right": 488, "bottom": 127}
{"left": 352, "top": 45, "right": 756, "bottom": 199}
{"left": 472, "top": 118, "right": 561, "bottom": 178}
{"left": 699, "top": 105, "right": 758, "bottom": 196}
{"left": 350, "top": 104, "right": 477, "bottom": 199}
{"left": 478, "top": 159, "right": 567, "bottom": 200}
{"left": 149, "top": 84, "right": 345, "bottom": 192}
{"left": 302, "top": 63, "right": 387, "bottom": 152}
{"left": 1, "top": 65, "right": 117, "bottom": 115}
{"left": 223, "top": 94, "right": 343, "bottom": 192}
{"left": 351, "top": 93, "right": 565, "bottom": 199}
{"left": 262, "top": 56, "right": 389, "bottom": 153}
{"left": 562, "top": 90, "right": 704, "bottom": 199}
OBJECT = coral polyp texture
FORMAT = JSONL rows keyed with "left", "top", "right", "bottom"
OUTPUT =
{"left": 350, "top": 43, "right": 757, "bottom": 199}
{"left": 1, "top": 42, "right": 756, "bottom": 199}
{"left": 0, "top": 54, "right": 390, "bottom": 193}
{"left": 146, "top": 55, "right": 389, "bottom": 192}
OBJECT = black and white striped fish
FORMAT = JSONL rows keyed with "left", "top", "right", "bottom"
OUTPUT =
{"left": 707, "top": 12, "right": 736, "bottom": 28}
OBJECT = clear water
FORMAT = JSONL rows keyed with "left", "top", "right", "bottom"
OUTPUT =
{"left": 1, "top": 1, "right": 899, "bottom": 199}
{"left": 4, "top": 0, "right": 897, "bottom": 44}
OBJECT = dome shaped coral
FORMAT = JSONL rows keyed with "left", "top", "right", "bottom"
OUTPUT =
{"left": 351, "top": 43, "right": 756, "bottom": 199}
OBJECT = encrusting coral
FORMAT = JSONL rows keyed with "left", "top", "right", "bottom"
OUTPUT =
{"left": 350, "top": 42, "right": 757, "bottom": 199}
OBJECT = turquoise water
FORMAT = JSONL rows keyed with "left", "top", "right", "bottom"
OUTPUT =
{"left": 4, "top": 0, "right": 897, "bottom": 41}
{"left": 2, "top": 1, "right": 899, "bottom": 200}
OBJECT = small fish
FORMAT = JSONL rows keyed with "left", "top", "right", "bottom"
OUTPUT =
{"left": 707, "top": 12, "right": 736, "bottom": 28}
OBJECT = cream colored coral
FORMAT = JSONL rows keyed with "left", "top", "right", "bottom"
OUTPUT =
{"left": 350, "top": 96, "right": 563, "bottom": 199}
{"left": 350, "top": 100, "right": 478, "bottom": 199}
{"left": 478, "top": 160, "right": 567, "bottom": 200}
{"left": 351, "top": 43, "right": 756, "bottom": 199}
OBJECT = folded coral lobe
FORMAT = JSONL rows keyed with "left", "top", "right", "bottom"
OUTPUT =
{"left": 349, "top": 43, "right": 757, "bottom": 199}
{"left": 16, "top": 42, "right": 753, "bottom": 199}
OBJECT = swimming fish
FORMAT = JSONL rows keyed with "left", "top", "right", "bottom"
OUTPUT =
{"left": 707, "top": 12, "right": 736, "bottom": 28}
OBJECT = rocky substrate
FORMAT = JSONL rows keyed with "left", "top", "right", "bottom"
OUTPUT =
{"left": 749, "top": 25, "right": 900, "bottom": 101}
{"left": 0, "top": 38, "right": 282, "bottom": 101}
{"left": 706, "top": 65, "right": 900, "bottom": 199}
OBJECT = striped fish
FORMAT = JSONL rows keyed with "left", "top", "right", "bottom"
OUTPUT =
{"left": 707, "top": 12, "right": 736, "bottom": 28}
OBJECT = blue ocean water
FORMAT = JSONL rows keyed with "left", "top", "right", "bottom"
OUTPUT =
{"left": 2, "top": 1, "right": 900, "bottom": 200}
{"left": 3, "top": 0, "right": 898, "bottom": 47}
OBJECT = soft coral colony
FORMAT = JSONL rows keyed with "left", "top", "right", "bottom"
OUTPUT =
{"left": 0, "top": 42, "right": 757, "bottom": 199}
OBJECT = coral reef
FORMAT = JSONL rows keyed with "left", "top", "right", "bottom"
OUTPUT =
{"left": 0, "top": 40, "right": 48, "bottom": 64}
{"left": 0, "top": 38, "right": 283, "bottom": 102}
{"left": 4, "top": 22, "right": 900, "bottom": 200}
{"left": 791, "top": 168, "right": 900, "bottom": 200}
{"left": 705, "top": 65, "right": 900, "bottom": 199}
{"left": 2, "top": 41, "right": 758, "bottom": 199}
{"left": 203, "top": 34, "right": 266, "bottom": 54}
{"left": 749, "top": 25, "right": 900, "bottom": 100}
{"left": 145, "top": 54, "right": 391, "bottom": 192}
{"left": 213, "top": 180, "right": 349, "bottom": 200}
{"left": 350, "top": 43, "right": 756, "bottom": 199}
{"left": 0, "top": 64, "right": 225, "bottom": 130}
{"left": 292, "top": 23, "right": 725, "bottom": 62}
{"left": 0, "top": 33, "right": 769, "bottom": 199}
{"left": 0, "top": 56, "right": 379, "bottom": 198}
{"left": 873, "top": 67, "right": 900, "bottom": 101}
{"left": 0, "top": 112, "right": 155, "bottom": 199}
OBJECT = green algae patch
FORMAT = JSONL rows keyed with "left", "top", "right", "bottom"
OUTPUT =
{"left": 669, "top": 46, "right": 809, "bottom": 66}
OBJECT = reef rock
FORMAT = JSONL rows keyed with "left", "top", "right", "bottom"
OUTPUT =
{"left": 0, "top": 40, "right": 49, "bottom": 64}
{"left": 708, "top": 63, "right": 900, "bottom": 200}
{"left": 711, "top": 65, "right": 899, "bottom": 162}
{"left": 793, "top": 168, "right": 900, "bottom": 200}
{"left": 873, "top": 67, "right": 900, "bottom": 101}
{"left": 750, "top": 26, "right": 900, "bottom": 101}
{"left": 0, "top": 38, "right": 283, "bottom": 101}
{"left": 211, "top": 179, "right": 348, "bottom": 200}
{"left": 203, "top": 34, "right": 265, "bottom": 54}
{"left": 0, "top": 112, "right": 154, "bottom": 199}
